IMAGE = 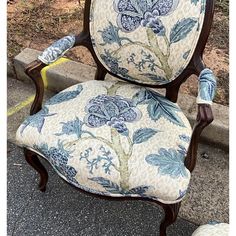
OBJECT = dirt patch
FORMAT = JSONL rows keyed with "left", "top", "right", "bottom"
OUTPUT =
{"left": 7, "top": 0, "right": 229, "bottom": 106}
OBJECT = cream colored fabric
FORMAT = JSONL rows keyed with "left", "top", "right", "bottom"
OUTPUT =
{"left": 192, "top": 223, "right": 229, "bottom": 236}
{"left": 16, "top": 80, "right": 192, "bottom": 204}
{"left": 90, "top": 0, "right": 206, "bottom": 85}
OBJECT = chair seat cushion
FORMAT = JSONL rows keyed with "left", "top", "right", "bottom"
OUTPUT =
{"left": 16, "top": 80, "right": 192, "bottom": 204}
{"left": 192, "top": 222, "right": 229, "bottom": 236}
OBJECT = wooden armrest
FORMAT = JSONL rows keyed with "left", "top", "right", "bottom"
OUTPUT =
{"left": 25, "top": 60, "right": 47, "bottom": 115}
{"left": 24, "top": 32, "right": 90, "bottom": 115}
{"left": 184, "top": 68, "right": 217, "bottom": 172}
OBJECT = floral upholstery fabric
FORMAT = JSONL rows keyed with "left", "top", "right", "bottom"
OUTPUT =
{"left": 197, "top": 68, "right": 217, "bottom": 105}
{"left": 192, "top": 222, "right": 229, "bottom": 236}
{"left": 16, "top": 80, "right": 192, "bottom": 204}
{"left": 90, "top": 0, "right": 206, "bottom": 85}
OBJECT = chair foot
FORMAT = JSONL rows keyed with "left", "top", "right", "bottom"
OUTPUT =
{"left": 24, "top": 148, "right": 48, "bottom": 192}
{"left": 159, "top": 202, "right": 181, "bottom": 236}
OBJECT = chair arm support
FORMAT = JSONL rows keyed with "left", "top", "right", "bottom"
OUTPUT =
{"left": 25, "top": 60, "right": 46, "bottom": 115}
{"left": 24, "top": 32, "right": 90, "bottom": 115}
{"left": 184, "top": 68, "right": 217, "bottom": 172}
{"left": 38, "top": 35, "right": 76, "bottom": 65}
{"left": 184, "top": 104, "right": 214, "bottom": 172}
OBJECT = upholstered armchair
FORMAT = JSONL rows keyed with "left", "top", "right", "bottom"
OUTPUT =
{"left": 16, "top": 0, "right": 217, "bottom": 235}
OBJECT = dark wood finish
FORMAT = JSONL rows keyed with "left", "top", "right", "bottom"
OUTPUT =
{"left": 24, "top": 148, "right": 48, "bottom": 192}
{"left": 25, "top": 60, "right": 46, "bottom": 115}
{"left": 22, "top": 1, "right": 215, "bottom": 235}
{"left": 160, "top": 203, "right": 181, "bottom": 236}
{"left": 185, "top": 104, "right": 214, "bottom": 172}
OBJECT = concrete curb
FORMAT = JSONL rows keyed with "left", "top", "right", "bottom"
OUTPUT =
{"left": 13, "top": 48, "right": 229, "bottom": 148}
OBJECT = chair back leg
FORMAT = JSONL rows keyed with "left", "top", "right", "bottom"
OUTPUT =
{"left": 160, "top": 202, "right": 181, "bottom": 236}
{"left": 24, "top": 148, "right": 48, "bottom": 192}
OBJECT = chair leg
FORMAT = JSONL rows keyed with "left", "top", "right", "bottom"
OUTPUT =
{"left": 24, "top": 148, "right": 48, "bottom": 192}
{"left": 159, "top": 202, "right": 181, "bottom": 236}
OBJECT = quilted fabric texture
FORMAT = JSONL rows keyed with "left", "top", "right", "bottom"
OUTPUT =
{"left": 197, "top": 68, "right": 217, "bottom": 105}
{"left": 192, "top": 222, "right": 229, "bottom": 236}
{"left": 16, "top": 80, "right": 192, "bottom": 204}
{"left": 90, "top": 0, "right": 206, "bottom": 85}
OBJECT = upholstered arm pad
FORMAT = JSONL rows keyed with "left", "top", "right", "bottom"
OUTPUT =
{"left": 38, "top": 35, "right": 76, "bottom": 65}
{"left": 197, "top": 68, "right": 217, "bottom": 105}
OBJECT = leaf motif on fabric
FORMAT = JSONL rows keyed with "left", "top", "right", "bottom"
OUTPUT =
{"left": 170, "top": 18, "right": 197, "bottom": 44}
{"left": 89, "top": 177, "right": 122, "bottom": 194}
{"left": 89, "top": 177, "right": 150, "bottom": 196}
{"left": 141, "top": 73, "right": 168, "bottom": 84}
{"left": 133, "top": 89, "right": 185, "bottom": 127}
{"left": 145, "top": 148, "right": 188, "bottom": 178}
{"left": 20, "top": 106, "right": 56, "bottom": 135}
{"left": 133, "top": 128, "right": 159, "bottom": 144}
{"left": 45, "top": 85, "right": 83, "bottom": 105}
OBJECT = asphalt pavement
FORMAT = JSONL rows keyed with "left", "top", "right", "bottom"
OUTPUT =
{"left": 7, "top": 142, "right": 198, "bottom": 236}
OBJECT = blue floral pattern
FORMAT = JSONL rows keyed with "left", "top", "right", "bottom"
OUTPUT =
{"left": 90, "top": 0, "right": 206, "bottom": 85}
{"left": 114, "top": 0, "right": 178, "bottom": 34}
{"left": 133, "top": 88, "right": 186, "bottom": 127}
{"left": 80, "top": 146, "right": 116, "bottom": 175}
{"left": 17, "top": 80, "right": 192, "bottom": 204}
{"left": 89, "top": 177, "right": 150, "bottom": 197}
{"left": 197, "top": 68, "right": 217, "bottom": 105}
{"left": 55, "top": 117, "right": 84, "bottom": 138}
{"left": 84, "top": 94, "right": 142, "bottom": 136}
{"left": 45, "top": 85, "right": 83, "bottom": 105}
{"left": 20, "top": 107, "right": 56, "bottom": 135}
{"left": 38, "top": 35, "right": 75, "bottom": 65}
{"left": 33, "top": 140, "right": 78, "bottom": 184}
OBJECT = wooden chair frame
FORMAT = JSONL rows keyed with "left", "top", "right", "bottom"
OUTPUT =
{"left": 23, "top": 1, "right": 215, "bottom": 235}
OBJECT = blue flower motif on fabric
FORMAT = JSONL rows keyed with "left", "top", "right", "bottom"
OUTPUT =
{"left": 45, "top": 85, "right": 83, "bottom": 105}
{"left": 84, "top": 94, "right": 142, "bottom": 136}
{"left": 114, "top": 0, "right": 179, "bottom": 35}
{"left": 197, "top": 68, "right": 217, "bottom": 103}
{"left": 38, "top": 35, "right": 76, "bottom": 64}
{"left": 145, "top": 148, "right": 188, "bottom": 178}
{"left": 20, "top": 107, "right": 56, "bottom": 135}
{"left": 55, "top": 117, "right": 84, "bottom": 138}
{"left": 33, "top": 140, "right": 78, "bottom": 184}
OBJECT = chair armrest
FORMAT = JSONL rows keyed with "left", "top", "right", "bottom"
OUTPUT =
{"left": 185, "top": 68, "right": 217, "bottom": 172}
{"left": 38, "top": 35, "right": 76, "bottom": 65}
{"left": 24, "top": 33, "right": 90, "bottom": 115}
{"left": 25, "top": 35, "right": 74, "bottom": 113}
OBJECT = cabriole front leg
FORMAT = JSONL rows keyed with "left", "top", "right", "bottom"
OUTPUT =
{"left": 159, "top": 202, "right": 181, "bottom": 236}
{"left": 24, "top": 148, "right": 48, "bottom": 192}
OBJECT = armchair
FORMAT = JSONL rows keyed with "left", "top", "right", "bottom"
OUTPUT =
{"left": 16, "top": 0, "right": 217, "bottom": 235}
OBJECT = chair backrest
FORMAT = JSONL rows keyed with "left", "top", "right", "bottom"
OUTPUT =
{"left": 81, "top": 0, "right": 214, "bottom": 89}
